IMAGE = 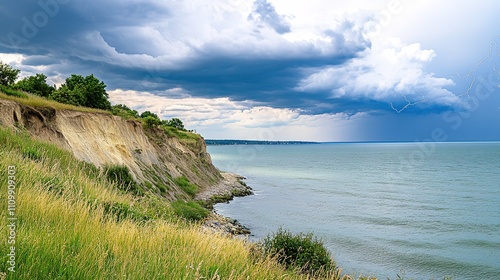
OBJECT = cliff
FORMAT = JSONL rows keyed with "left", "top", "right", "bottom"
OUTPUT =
{"left": 0, "top": 98, "right": 223, "bottom": 200}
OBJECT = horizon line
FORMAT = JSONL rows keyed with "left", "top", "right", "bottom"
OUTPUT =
{"left": 205, "top": 139, "right": 500, "bottom": 144}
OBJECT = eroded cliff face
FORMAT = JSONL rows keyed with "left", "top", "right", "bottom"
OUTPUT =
{"left": 0, "top": 99, "right": 222, "bottom": 200}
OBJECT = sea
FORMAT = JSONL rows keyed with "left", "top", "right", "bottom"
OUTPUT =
{"left": 207, "top": 142, "right": 500, "bottom": 280}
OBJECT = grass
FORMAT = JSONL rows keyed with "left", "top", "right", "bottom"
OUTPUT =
{"left": 21, "top": 146, "right": 42, "bottom": 162}
{"left": 171, "top": 200, "right": 209, "bottom": 221}
{"left": 0, "top": 90, "right": 109, "bottom": 114}
{"left": 104, "top": 165, "right": 144, "bottom": 196}
{"left": 162, "top": 125, "right": 202, "bottom": 149}
{"left": 0, "top": 126, "right": 360, "bottom": 279}
{"left": 0, "top": 84, "right": 28, "bottom": 98}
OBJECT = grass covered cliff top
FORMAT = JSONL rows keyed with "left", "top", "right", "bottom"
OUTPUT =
{"left": 0, "top": 87, "right": 109, "bottom": 114}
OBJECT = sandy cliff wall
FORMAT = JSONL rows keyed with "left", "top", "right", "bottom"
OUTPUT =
{"left": 0, "top": 99, "right": 222, "bottom": 199}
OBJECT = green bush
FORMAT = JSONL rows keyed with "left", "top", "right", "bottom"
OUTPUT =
{"left": 139, "top": 110, "right": 159, "bottom": 119}
{"left": 171, "top": 200, "right": 209, "bottom": 221}
{"left": 174, "top": 176, "right": 198, "bottom": 197}
{"left": 111, "top": 104, "right": 140, "bottom": 119}
{"left": 157, "top": 183, "right": 168, "bottom": 193}
{"left": 261, "top": 228, "right": 335, "bottom": 275}
{"left": 104, "top": 165, "right": 143, "bottom": 196}
{"left": 142, "top": 115, "right": 162, "bottom": 129}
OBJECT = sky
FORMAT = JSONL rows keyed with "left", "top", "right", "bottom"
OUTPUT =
{"left": 0, "top": 0, "right": 499, "bottom": 141}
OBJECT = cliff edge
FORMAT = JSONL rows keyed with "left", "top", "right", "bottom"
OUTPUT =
{"left": 0, "top": 97, "right": 229, "bottom": 200}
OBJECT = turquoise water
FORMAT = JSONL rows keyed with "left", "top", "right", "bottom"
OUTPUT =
{"left": 208, "top": 143, "right": 500, "bottom": 280}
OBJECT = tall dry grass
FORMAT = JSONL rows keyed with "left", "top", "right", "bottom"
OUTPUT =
{"left": 0, "top": 91, "right": 109, "bottom": 114}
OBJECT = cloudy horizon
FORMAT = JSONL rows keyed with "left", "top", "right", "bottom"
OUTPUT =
{"left": 1, "top": 0, "right": 499, "bottom": 141}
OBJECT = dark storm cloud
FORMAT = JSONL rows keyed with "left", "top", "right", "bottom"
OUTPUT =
{"left": 21, "top": 55, "right": 58, "bottom": 66}
{"left": 0, "top": 0, "right": 376, "bottom": 115}
{"left": 2, "top": 0, "right": 442, "bottom": 116}
{"left": 0, "top": 0, "right": 170, "bottom": 53}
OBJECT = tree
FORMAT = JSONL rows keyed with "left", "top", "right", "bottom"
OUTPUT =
{"left": 52, "top": 74, "right": 111, "bottom": 109}
{"left": 140, "top": 111, "right": 160, "bottom": 120}
{"left": 167, "top": 118, "right": 185, "bottom": 130}
{"left": 0, "top": 62, "right": 20, "bottom": 86}
{"left": 15, "top": 73, "right": 55, "bottom": 97}
{"left": 81, "top": 74, "right": 111, "bottom": 110}
{"left": 49, "top": 84, "right": 85, "bottom": 106}
{"left": 143, "top": 116, "right": 161, "bottom": 128}
{"left": 140, "top": 111, "right": 162, "bottom": 128}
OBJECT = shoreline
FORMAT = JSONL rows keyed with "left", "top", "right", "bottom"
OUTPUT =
{"left": 196, "top": 172, "right": 253, "bottom": 235}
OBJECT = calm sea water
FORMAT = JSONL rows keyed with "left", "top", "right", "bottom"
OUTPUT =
{"left": 208, "top": 142, "right": 500, "bottom": 280}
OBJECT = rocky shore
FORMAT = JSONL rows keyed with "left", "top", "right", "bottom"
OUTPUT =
{"left": 202, "top": 213, "right": 251, "bottom": 235}
{"left": 196, "top": 172, "right": 253, "bottom": 208}
{"left": 196, "top": 172, "right": 253, "bottom": 236}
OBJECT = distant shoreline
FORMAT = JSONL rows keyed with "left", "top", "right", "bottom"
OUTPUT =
{"left": 206, "top": 139, "right": 500, "bottom": 145}
{"left": 205, "top": 139, "right": 319, "bottom": 145}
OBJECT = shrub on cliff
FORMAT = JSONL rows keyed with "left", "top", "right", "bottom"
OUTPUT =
{"left": 111, "top": 104, "right": 140, "bottom": 119}
{"left": 174, "top": 176, "right": 199, "bottom": 197}
{"left": 261, "top": 228, "right": 335, "bottom": 276}
{"left": 139, "top": 111, "right": 162, "bottom": 129}
{"left": 171, "top": 200, "right": 208, "bottom": 221}
{"left": 140, "top": 110, "right": 160, "bottom": 120}
{"left": 104, "top": 165, "right": 143, "bottom": 196}
{"left": 142, "top": 115, "right": 162, "bottom": 129}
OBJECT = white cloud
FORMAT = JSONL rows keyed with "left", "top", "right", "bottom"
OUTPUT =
{"left": 0, "top": 53, "right": 24, "bottom": 65}
{"left": 296, "top": 38, "right": 461, "bottom": 108}
{"left": 226, "top": 106, "right": 300, "bottom": 128}
{"left": 108, "top": 89, "right": 360, "bottom": 141}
